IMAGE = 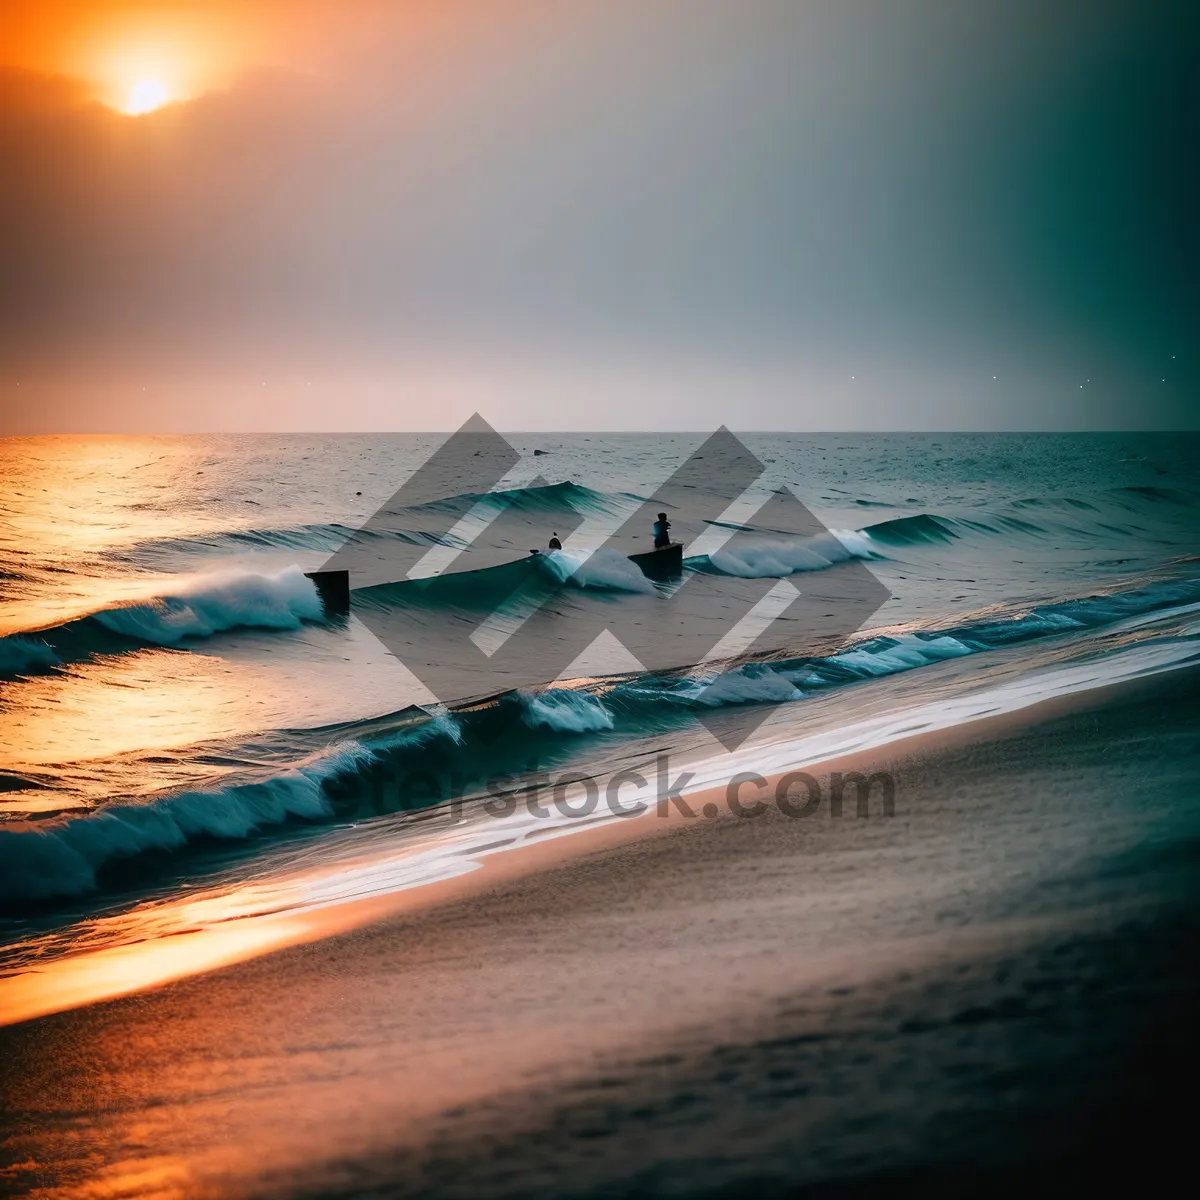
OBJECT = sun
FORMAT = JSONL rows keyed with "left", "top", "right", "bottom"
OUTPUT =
{"left": 125, "top": 79, "right": 169, "bottom": 115}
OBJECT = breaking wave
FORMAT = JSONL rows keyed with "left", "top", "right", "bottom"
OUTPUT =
{"left": 4, "top": 574, "right": 1198, "bottom": 907}
{"left": 0, "top": 567, "right": 323, "bottom": 673}
{"left": 0, "top": 743, "right": 368, "bottom": 903}
{"left": 694, "top": 531, "right": 875, "bottom": 578}
{"left": 538, "top": 548, "right": 657, "bottom": 593}
{"left": 0, "top": 636, "right": 59, "bottom": 675}
{"left": 90, "top": 567, "right": 323, "bottom": 644}
{"left": 521, "top": 689, "right": 615, "bottom": 732}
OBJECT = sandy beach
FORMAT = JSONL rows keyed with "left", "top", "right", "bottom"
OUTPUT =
{"left": 3, "top": 665, "right": 1198, "bottom": 1198}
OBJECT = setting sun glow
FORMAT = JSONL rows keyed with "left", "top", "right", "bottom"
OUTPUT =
{"left": 125, "top": 77, "right": 168, "bottom": 114}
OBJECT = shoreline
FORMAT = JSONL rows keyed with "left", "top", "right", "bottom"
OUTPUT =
{"left": 2, "top": 653, "right": 1194, "bottom": 1029}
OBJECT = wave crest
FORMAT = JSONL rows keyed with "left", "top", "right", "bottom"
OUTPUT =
{"left": 0, "top": 744, "right": 368, "bottom": 904}
{"left": 0, "top": 636, "right": 59, "bottom": 676}
{"left": 1, "top": 568, "right": 324, "bottom": 671}
{"left": 538, "top": 548, "right": 656, "bottom": 593}
{"left": 521, "top": 689, "right": 615, "bottom": 732}
{"left": 92, "top": 567, "right": 323, "bottom": 645}
{"left": 698, "top": 531, "right": 874, "bottom": 578}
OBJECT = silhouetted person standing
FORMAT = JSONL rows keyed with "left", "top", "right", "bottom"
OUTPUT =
{"left": 653, "top": 513, "right": 671, "bottom": 548}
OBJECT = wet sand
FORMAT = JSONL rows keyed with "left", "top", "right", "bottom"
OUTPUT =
{"left": 2, "top": 667, "right": 1199, "bottom": 1198}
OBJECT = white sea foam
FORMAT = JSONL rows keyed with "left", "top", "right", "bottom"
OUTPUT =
{"left": 705, "top": 531, "right": 873, "bottom": 579}
{"left": 521, "top": 689, "right": 615, "bottom": 733}
{"left": 93, "top": 567, "right": 323, "bottom": 645}
{"left": 0, "top": 741, "right": 366, "bottom": 903}
{"left": 539, "top": 547, "right": 656, "bottom": 592}
{"left": 689, "top": 665, "right": 802, "bottom": 707}
{"left": 822, "top": 634, "right": 976, "bottom": 677}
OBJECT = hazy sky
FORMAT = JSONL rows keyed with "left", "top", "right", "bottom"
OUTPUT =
{"left": 0, "top": 0, "right": 1194, "bottom": 431}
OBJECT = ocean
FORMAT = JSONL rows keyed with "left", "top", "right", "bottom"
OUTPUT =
{"left": 1, "top": 431, "right": 1198, "bottom": 1012}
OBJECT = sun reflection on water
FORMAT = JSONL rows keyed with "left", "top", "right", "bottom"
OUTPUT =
{"left": 0, "top": 435, "right": 315, "bottom": 636}
{"left": 0, "top": 650, "right": 269, "bottom": 798}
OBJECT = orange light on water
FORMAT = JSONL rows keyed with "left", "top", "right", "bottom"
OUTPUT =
{"left": 0, "top": 916, "right": 312, "bottom": 1028}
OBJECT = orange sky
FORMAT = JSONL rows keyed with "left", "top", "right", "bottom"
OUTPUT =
{"left": 2, "top": 1, "right": 256, "bottom": 107}
{"left": 0, "top": 1, "right": 440, "bottom": 110}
